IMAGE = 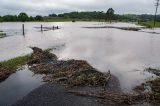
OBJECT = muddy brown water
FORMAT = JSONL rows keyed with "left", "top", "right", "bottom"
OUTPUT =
{"left": 0, "top": 22, "right": 160, "bottom": 105}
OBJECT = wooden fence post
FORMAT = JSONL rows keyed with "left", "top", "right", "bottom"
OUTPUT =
{"left": 22, "top": 24, "right": 25, "bottom": 35}
{"left": 41, "top": 24, "right": 43, "bottom": 32}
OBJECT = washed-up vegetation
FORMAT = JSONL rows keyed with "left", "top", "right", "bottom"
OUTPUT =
{"left": 28, "top": 47, "right": 57, "bottom": 65}
{"left": 27, "top": 47, "right": 160, "bottom": 105}
{"left": 145, "top": 67, "right": 160, "bottom": 76}
{"left": 68, "top": 90, "right": 153, "bottom": 105}
{"left": 68, "top": 69, "right": 160, "bottom": 105}
{"left": 134, "top": 78, "right": 160, "bottom": 105}
{"left": 0, "top": 55, "right": 31, "bottom": 81}
{"left": 133, "top": 67, "right": 160, "bottom": 105}
{"left": 28, "top": 47, "right": 111, "bottom": 87}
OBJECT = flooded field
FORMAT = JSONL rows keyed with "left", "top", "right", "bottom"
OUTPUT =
{"left": 0, "top": 22, "right": 160, "bottom": 92}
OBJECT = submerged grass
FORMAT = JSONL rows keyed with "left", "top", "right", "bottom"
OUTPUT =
{"left": 138, "top": 22, "right": 160, "bottom": 28}
{"left": 0, "top": 31, "right": 6, "bottom": 38}
{"left": 0, "top": 54, "right": 31, "bottom": 70}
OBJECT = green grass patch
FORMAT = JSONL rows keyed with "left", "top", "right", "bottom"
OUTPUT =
{"left": 138, "top": 22, "right": 160, "bottom": 28}
{"left": 0, "top": 33, "right": 6, "bottom": 38}
{"left": 0, "top": 54, "right": 31, "bottom": 70}
{"left": 43, "top": 17, "right": 72, "bottom": 22}
{"left": 0, "top": 30, "right": 6, "bottom": 38}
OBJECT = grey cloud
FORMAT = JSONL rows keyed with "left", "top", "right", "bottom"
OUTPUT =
{"left": 0, "top": 0, "right": 159, "bottom": 16}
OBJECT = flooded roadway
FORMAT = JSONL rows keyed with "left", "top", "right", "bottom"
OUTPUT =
{"left": 0, "top": 22, "right": 160, "bottom": 92}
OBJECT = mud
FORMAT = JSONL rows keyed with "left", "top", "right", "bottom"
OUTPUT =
{"left": 0, "top": 64, "right": 13, "bottom": 82}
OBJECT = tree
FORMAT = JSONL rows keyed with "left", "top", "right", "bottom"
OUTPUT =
{"left": 29, "top": 16, "right": 34, "bottom": 21}
{"left": 0, "top": 16, "right": 3, "bottom": 22}
{"left": 18, "top": 12, "right": 29, "bottom": 22}
{"left": 106, "top": 8, "right": 115, "bottom": 23}
{"left": 35, "top": 15, "right": 43, "bottom": 21}
{"left": 3, "top": 15, "right": 18, "bottom": 22}
{"left": 49, "top": 13, "right": 57, "bottom": 17}
{"left": 97, "top": 11, "right": 104, "bottom": 21}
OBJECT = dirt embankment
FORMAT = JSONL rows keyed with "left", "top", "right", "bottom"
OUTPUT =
{"left": 0, "top": 64, "right": 13, "bottom": 82}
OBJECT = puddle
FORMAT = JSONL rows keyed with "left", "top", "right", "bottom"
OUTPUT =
{"left": 0, "top": 65, "right": 44, "bottom": 106}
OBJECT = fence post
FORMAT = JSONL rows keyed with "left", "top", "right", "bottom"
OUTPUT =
{"left": 22, "top": 24, "right": 25, "bottom": 35}
{"left": 41, "top": 24, "right": 43, "bottom": 32}
{"left": 53, "top": 26, "right": 54, "bottom": 30}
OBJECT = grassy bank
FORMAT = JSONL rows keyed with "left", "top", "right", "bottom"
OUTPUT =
{"left": 0, "top": 54, "right": 31, "bottom": 81}
{"left": 138, "top": 22, "right": 160, "bottom": 28}
{"left": 42, "top": 17, "right": 109, "bottom": 22}
{"left": 0, "top": 47, "right": 54, "bottom": 70}
{"left": 43, "top": 17, "right": 73, "bottom": 22}
{"left": 0, "top": 54, "right": 31, "bottom": 70}
{"left": 0, "top": 31, "right": 6, "bottom": 38}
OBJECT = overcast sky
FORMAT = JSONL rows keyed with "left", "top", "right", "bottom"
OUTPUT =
{"left": 0, "top": 0, "right": 159, "bottom": 16}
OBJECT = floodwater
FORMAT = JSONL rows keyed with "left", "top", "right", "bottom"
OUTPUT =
{"left": 0, "top": 65, "right": 44, "bottom": 106}
{"left": 0, "top": 22, "right": 160, "bottom": 93}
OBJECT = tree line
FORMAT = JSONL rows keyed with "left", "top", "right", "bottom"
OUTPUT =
{"left": 0, "top": 12, "right": 43, "bottom": 22}
{"left": 0, "top": 9, "right": 160, "bottom": 22}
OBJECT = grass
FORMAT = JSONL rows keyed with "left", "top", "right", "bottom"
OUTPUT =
{"left": 43, "top": 17, "right": 73, "bottom": 22}
{"left": 0, "top": 33, "right": 6, "bottom": 38}
{"left": 42, "top": 18, "right": 105, "bottom": 22}
{"left": 0, "top": 47, "right": 54, "bottom": 70}
{"left": 138, "top": 21, "right": 160, "bottom": 28}
{"left": 0, "top": 30, "right": 6, "bottom": 38}
{"left": 0, "top": 54, "right": 31, "bottom": 70}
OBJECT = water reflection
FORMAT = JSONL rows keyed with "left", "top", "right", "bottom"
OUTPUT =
{"left": 0, "top": 22, "right": 160, "bottom": 91}
{"left": 0, "top": 66, "right": 44, "bottom": 106}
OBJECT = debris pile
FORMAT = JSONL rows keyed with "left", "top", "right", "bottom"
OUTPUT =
{"left": 68, "top": 90, "right": 152, "bottom": 105}
{"left": 145, "top": 67, "right": 160, "bottom": 76}
{"left": 28, "top": 47, "right": 57, "bottom": 65}
{"left": 28, "top": 47, "right": 160, "bottom": 105}
{"left": 134, "top": 68, "right": 160, "bottom": 104}
{"left": 134, "top": 78, "right": 160, "bottom": 104}
{"left": 28, "top": 47, "right": 111, "bottom": 87}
